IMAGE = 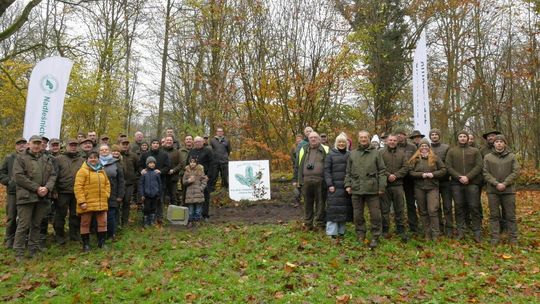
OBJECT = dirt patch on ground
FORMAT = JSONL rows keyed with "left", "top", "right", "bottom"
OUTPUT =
{"left": 207, "top": 182, "right": 303, "bottom": 224}
{"left": 209, "top": 202, "right": 303, "bottom": 224}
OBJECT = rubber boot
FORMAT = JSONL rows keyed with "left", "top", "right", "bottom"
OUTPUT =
{"left": 142, "top": 215, "right": 148, "bottom": 228}
{"left": 97, "top": 232, "right": 106, "bottom": 249}
{"left": 82, "top": 234, "right": 90, "bottom": 252}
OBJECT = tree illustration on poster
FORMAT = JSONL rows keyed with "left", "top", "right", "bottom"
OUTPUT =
{"left": 228, "top": 160, "right": 271, "bottom": 201}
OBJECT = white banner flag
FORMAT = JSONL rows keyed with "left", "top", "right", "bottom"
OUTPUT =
{"left": 23, "top": 56, "right": 73, "bottom": 140}
{"left": 413, "top": 31, "right": 431, "bottom": 137}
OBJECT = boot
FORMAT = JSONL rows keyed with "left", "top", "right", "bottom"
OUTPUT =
{"left": 149, "top": 214, "right": 155, "bottom": 226}
{"left": 473, "top": 231, "right": 482, "bottom": 243}
{"left": 97, "top": 232, "right": 106, "bottom": 249}
{"left": 81, "top": 234, "right": 90, "bottom": 252}
{"left": 369, "top": 238, "right": 378, "bottom": 249}
{"left": 142, "top": 215, "right": 149, "bottom": 228}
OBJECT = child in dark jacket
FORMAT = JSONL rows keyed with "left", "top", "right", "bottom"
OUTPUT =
{"left": 139, "top": 156, "right": 161, "bottom": 227}
{"left": 183, "top": 158, "right": 208, "bottom": 226}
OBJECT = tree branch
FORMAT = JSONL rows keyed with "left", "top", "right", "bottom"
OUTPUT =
{"left": 0, "top": 0, "right": 43, "bottom": 42}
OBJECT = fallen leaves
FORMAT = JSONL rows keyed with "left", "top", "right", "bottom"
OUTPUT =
{"left": 284, "top": 262, "right": 298, "bottom": 273}
{"left": 0, "top": 273, "right": 12, "bottom": 282}
{"left": 185, "top": 292, "right": 197, "bottom": 303}
{"left": 501, "top": 254, "right": 512, "bottom": 260}
{"left": 336, "top": 294, "right": 352, "bottom": 303}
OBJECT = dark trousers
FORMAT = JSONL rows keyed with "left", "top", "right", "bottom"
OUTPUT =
{"left": 53, "top": 193, "right": 80, "bottom": 241}
{"left": 107, "top": 207, "right": 117, "bottom": 237}
{"left": 209, "top": 162, "right": 229, "bottom": 191}
{"left": 202, "top": 187, "right": 210, "bottom": 218}
{"left": 165, "top": 177, "right": 179, "bottom": 205}
{"left": 157, "top": 176, "right": 167, "bottom": 221}
{"left": 381, "top": 185, "right": 406, "bottom": 233}
{"left": 4, "top": 193, "right": 17, "bottom": 248}
{"left": 488, "top": 193, "right": 517, "bottom": 241}
{"left": 121, "top": 184, "right": 134, "bottom": 226}
{"left": 302, "top": 179, "right": 326, "bottom": 228}
{"left": 403, "top": 179, "right": 418, "bottom": 232}
{"left": 13, "top": 201, "right": 49, "bottom": 255}
{"left": 352, "top": 194, "right": 382, "bottom": 239}
{"left": 415, "top": 188, "right": 440, "bottom": 238}
{"left": 143, "top": 197, "right": 158, "bottom": 215}
{"left": 452, "top": 183, "right": 481, "bottom": 233}
{"left": 437, "top": 181, "right": 454, "bottom": 233}
{"left": 39, "top": 200, "right": 53, "bottom": 245}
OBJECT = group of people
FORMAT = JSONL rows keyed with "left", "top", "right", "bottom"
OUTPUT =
{"left": 293, "top": 127, "right": 520, "bottom": 248}
{"left": 0, "top": 127, "right": 231, "bottom": 260}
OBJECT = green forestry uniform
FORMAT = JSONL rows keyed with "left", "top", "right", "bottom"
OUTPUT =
{"left": 344, "top": 144, "right": 386, "bottom": 243}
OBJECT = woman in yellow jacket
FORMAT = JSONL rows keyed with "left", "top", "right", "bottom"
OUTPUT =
{"left": 74, "top": 151, "right": 111, "bottom": 251}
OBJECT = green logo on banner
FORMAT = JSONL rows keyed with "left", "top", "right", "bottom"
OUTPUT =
{"left": 41, "top": 75, "right": 58, "bottom": 93}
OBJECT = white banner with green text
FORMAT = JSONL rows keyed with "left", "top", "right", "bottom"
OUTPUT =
{"left": 23, "top": 56, "right": 73, "bottom": 140}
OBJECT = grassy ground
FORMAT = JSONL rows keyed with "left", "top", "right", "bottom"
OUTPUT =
{"left": 0, "top": 191, "right": 539, "bottom": 303}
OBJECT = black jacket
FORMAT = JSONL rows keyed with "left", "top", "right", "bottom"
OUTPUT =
{"left": 187, "top": 147, "right": 213, "bottom": 175}
{"left": 324, "top": 148, "right": 353, "bottom": 222}
{"left": 210, "top": 136, "right": 231, "bottom": 164}
{"left": 139, "top": 148, "right": 171, "bottom": 173}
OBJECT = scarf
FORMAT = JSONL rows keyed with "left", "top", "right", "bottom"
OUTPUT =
{"left": 87, "top": 161, "right": 103, "bottom": 171}
{"left": 99, "top": 154, "right": 115, "bottom": 166}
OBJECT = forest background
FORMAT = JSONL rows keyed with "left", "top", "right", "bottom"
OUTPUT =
{"left": 1, "top": 0, "right": 539, "bottom": 173}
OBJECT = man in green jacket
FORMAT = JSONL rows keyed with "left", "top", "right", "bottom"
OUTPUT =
{"left": 53, "top": 139, "right": 84, "bottom": 244}
{"left": 445, "top": 130, "right": 483, "bottom": 242}
{"left": 13, "top": 135, "right": 57, "bottom": 260}
{"left": 396, "top": 129, "right": 419, "bottom": 233}
{"left": 483, "top": 135, "right": 520, "bottom": 246}
{"left": 380, "top": 134, "right": 408, "bottom": 242}
{"left": 429, "top": 128, "right": 453, "bottom": 236}
{"left": 120, "top": 138, "right": 139, "bottom": 226}
{"left": 293, "top": 131, "right": 329, "bottom": 230}
{"left": 0, "top": 138, "right": 27, "bottom": 248}
{"left": 178, "top": 135, "right": 193, "bottom": 205}
{"left": 163, "top": 136, "right": 185, "bottom": 206}
{"left": 345, "top": 131, "right": 387, "bottom": 248}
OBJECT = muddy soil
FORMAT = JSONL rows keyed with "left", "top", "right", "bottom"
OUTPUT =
{"left": 207, "top": 182, "right": 303, "bottom": 224}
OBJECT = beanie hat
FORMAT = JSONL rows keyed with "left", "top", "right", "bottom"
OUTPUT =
{"left": 146, "top": 156, "right": 157, "bottom": 165}
{"left": 419, "top": 138, "right": 430, "bottom": 147}
{"left": 429, "top": 128, "right": 441, "bottom": 137}
{"left": 457, "top": 130, "right": 469, "bottom": 138}
{"left": 493, "top": 134, "right": 507, "bottom": 144}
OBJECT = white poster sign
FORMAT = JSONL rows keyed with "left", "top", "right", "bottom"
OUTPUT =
{"left": 23, "top": 56, "right": 73, "bottom": 140}
{"left": 413, "top": 31, "right": 431, "bottom": 137}
{"left": 229, "top": 160, "right": 271, "bottom": 201}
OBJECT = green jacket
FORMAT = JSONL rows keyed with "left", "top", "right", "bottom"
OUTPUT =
{"left": 409, "top": 157, "right": 447, "bottom": 190}
{"left": 483, "top": 148, "right": 520, "bottom": 194}
{"left": 293, "top": 144, "right": 330, "bottom": 185}
{"left": 164, "top": 146, "right": 186, "bottom": 182}
{"left": 178, "top": 147, "right": 191, "bottom": 176}
{"left": 13, "top": 149, "right": 57, "bottom": 204}
{"left": 380, "top": 147, "right": 409, "bottom": 186}
{"left": 344, "top": 145, "right": 387, "bottom": 194}
{"left": 120, "top": 150, "right": 139, "bottom": 185}
{"left": 480, "top": 145, "right": 493, "bottom": 158}
{"left": 445, "top": 144, "right": 483, "bottom": 185}
{"left": 55, "top": 152, "right": 84, "bottom": 193}
{"left": 0, "top": 152, "right": 18, "bottom": 194}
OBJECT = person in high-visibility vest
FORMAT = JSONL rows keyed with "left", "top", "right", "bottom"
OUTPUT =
{"left": 293, "top": 132, "right": 330, "bottom": 230}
